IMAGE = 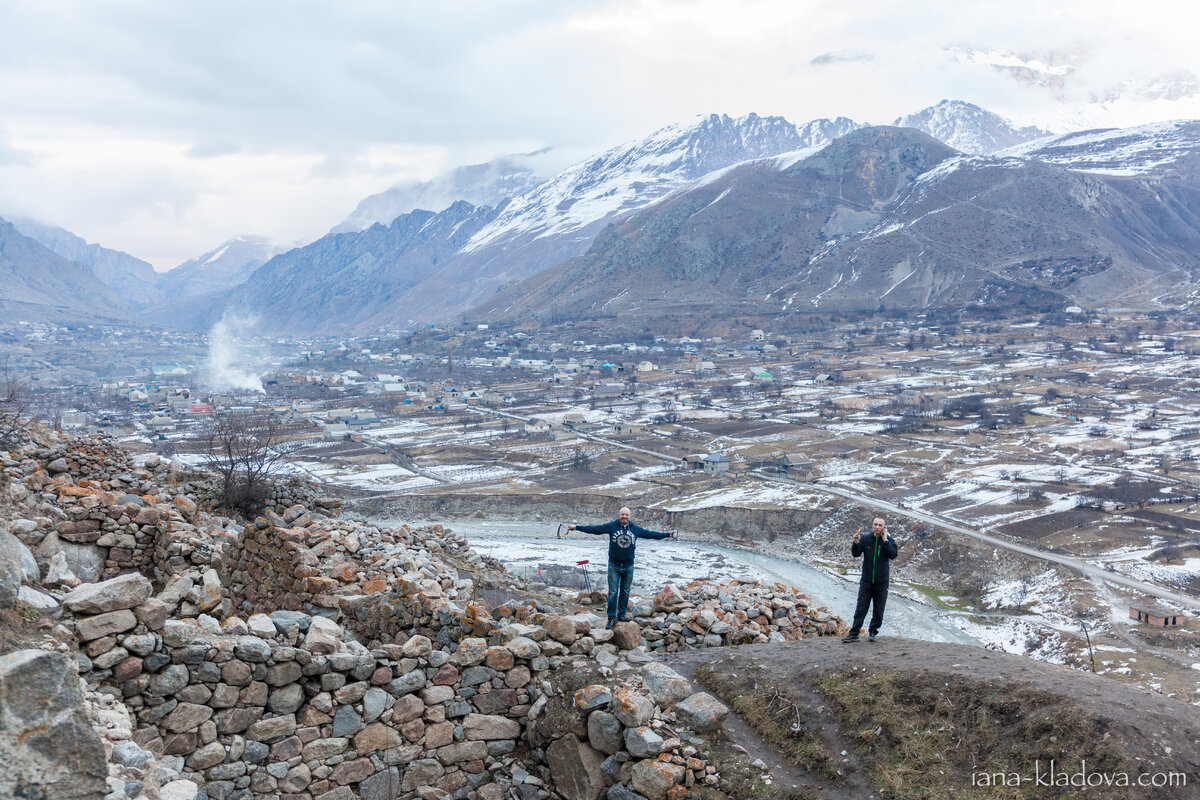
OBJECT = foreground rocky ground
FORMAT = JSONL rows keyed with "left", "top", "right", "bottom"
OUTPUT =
{"left": 3, "top": 425, "right": 1196, "bottom": 800}
{"left": 0, "top": 426, "right": 841, "bottom": 800}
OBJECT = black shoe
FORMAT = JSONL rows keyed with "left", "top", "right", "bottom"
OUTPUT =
{"left": 868, "top": 632, "right": 878, "bottom": 642}
{"left": 605, "top": 619, "right": 615, "bottom": 630}
{"left": 617, "top": 616, "right": 629, "bottom": 623}
{"left": 841, "top": 633, "right": 860, "bottom": 643}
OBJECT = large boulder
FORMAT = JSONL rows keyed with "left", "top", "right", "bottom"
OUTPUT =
{"left": 546, "top": 733, "right": 605, "bottom": 800}
{"left": 0, "top": 649, "right": 108, "bottom": 800}
{"left": 0, "top": 531, "right": 26, "bottom": 605}
{"left": 586, "top": 710, "right": 623, "bottom": 754}
{"left": 672, "top": 692, "right": 729, "bottom": 732}
{"left": 631, "top": 760, "right": 686, "bottom": 800}
{"left": 63, "top": 572, "right": 153, "bottom": 614}
{"left": 641, "top": 663, "right": 693, "bottom": 708}
{"left": 611, "top": 621, "right": 642, "bottom": 650}
{"left": 302, "top": 615, "right": 343, "bottom": 654}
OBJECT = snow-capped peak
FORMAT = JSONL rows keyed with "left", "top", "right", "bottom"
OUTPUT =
{"left": 894, "top": 99, "right": 1050, "bottom": 154}
{"left": 460, "top": 112, "right": 863, "bottom": 254}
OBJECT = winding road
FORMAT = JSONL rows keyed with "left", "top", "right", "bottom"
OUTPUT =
{"left": 799, "top": 479, "right": 1200, "bottom": 614}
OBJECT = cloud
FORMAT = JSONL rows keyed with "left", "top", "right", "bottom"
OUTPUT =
{"left": 0, "top": 0, "right": 1197, "bottom": 267}
{"left": 810, "top": 51, "right": 873, "bottom": 67}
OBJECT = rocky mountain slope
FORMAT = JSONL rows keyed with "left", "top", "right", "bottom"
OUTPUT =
{"left": 474, "top": 124, "right": 1200, "bottom": 327}
{"left": 10, "top": 217, "right": 162, "bottom": 308}
{"left": 0, "top": 217, "right": 136, "bottom": 325}
{"left": 152, "top": 113, "right": 865, "bottom": 333}
{"left": 155, "top": 235, "right": 287, "bottom": 303}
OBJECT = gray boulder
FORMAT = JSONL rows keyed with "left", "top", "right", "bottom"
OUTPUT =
{"left": 641, "top": 663, "right": 693, "bottom": 707}
{"left": 0, "top": 649, "right": 108, "bottom": 800}
{"left": 586, "top": 710, "right": 623, "bottom": 754}
{"left": 672, "top": 692, "right": 729, "bottom": 732}
{"left": 546, "top": 733, "right": 605, "bottom": 800}
{"left": 0, "top": 531, "right": 26, "bottom": 604}
{"left": 64, "top": 572, "right": 153, "bottom": 614}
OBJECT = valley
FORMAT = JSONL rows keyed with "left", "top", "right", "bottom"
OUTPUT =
{"left": 14, "top": 307, "right": 1199, "bottom": 705}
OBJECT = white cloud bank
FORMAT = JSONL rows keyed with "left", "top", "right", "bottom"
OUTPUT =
{"left": 0, "top": 0, "right": 1197, "bottom": 268}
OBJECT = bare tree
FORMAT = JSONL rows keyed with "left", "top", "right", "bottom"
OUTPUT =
{"left": 201, "top": 412, "right": 295, "bottom": 516}
{"left": 0, "top": 358, "right": 30, "bottom": 448}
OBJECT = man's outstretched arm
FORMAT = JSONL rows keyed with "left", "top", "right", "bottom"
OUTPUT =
{"left": 569, "top": 521, "right": 614, "bottom": 535}
{"left": 632, "top": 524, "right": 677, "bottom": 540}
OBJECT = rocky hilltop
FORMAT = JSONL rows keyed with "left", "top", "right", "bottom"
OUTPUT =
{"left": 2, "top": 424, "right": 1196, "bottom": 800}
{"left": 0, "top": 424, "right": 839, "bottom": 800}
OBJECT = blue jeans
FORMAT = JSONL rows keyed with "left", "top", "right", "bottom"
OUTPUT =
{"left": 607, "top": 562, "right": 635, "bottom": 621}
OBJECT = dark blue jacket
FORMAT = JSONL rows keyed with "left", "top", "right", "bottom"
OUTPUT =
{"left": 852, "top": 533, "right": 899, "bottom": 584}
{"left": 576, "top": 519, "right": 671, "bottom": 566}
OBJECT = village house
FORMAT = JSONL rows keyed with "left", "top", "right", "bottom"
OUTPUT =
{"left": 1129, "top": 605, "right": 1184, "bottom": 627}
{"left": 779, "top": 453, "right": 814, "bottom": 480}
{"left": 524, "top": 417, "right": 552, "bottom": 435}
{"left": 702, "top": 453, "right": 732, "bottom": 475}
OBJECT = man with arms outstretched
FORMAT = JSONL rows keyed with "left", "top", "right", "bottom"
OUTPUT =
{"left": 568, "top": 507, "right": 677, "bottom": 629}
{"left": 842, "top": 517, "right": 899, "bottom": 643}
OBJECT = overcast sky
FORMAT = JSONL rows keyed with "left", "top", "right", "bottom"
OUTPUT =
{"left": 1, "top": 0, "right": 1199, "bottom": 270}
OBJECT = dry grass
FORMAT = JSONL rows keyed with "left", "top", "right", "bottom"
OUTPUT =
{"left": 695, "top": 664, "right": 840, "bottom": 782}
{"left": 814, "top": 667, "right": 1128, "bottom": 799}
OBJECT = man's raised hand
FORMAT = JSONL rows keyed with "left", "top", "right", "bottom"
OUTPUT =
{"left": 853, "top": 529, "right": 862, "bottom": 544}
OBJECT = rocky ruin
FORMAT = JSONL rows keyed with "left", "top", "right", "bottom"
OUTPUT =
{"left": 0, "top": 427, "right": 845, "bottom": 800}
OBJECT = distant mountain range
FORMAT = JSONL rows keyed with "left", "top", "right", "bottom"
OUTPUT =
{"left": 0, "top": 218, "right": 136, "bottom": 324}
{"left": 6, "top": 100, "right": 1200, "bottom": 333}
{"left": 475, "top": 123, "right": 1200, "bottom": 328}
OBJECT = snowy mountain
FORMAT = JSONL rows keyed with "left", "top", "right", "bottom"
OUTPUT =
{"left": 158, "top": 236, "right": 288, "bottom": 301}
{"left": 330, "top": 151, "right": 553, "bottom": 233}
{"left": 168, "top": 112, "right": 865, "bottom": 332}
{"left": 998, "top": 119, "right": 1200, "bottom": 177}
{"left": 894, "top": 100, "right": 1049, "bottom": 154}
{"left": 8, "top": 217, "right": 161, "bottom": 307}
{"left": 460, "top": 113, "right": 863, "bottom": 258}
{"left": 474, "top": 124, "right": 1200, "bottom": 326}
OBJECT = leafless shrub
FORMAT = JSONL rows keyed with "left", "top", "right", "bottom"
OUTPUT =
{"left": 0, "top": 358, "right": 30, "bottom": 448}
{"left": 201, "top": 411, "right": 297, "bottom": 517}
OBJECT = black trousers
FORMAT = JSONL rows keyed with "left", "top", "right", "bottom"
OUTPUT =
{"left": 851, "top": 580, "right": 889, "bottom": 635}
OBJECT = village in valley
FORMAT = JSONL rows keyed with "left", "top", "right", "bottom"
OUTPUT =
{"left": 8, "top": 305, "right": 1200, "bottom": 701}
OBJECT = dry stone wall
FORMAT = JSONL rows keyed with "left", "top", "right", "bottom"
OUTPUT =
{"left": 1, "top": 427, "right": 846, "bottom": 800}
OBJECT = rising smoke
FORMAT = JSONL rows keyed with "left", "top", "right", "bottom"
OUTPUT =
{"left": 205, "top": 313, "right": 266, "bottom": 393}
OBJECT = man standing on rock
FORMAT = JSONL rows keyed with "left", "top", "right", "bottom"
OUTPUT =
{"left": 568, "top": 507, "right": 677, "bottom": 629}
{"left": 842, "top": 517, "right": 899, "bottom": 643}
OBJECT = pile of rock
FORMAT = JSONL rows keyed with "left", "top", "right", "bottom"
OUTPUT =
{"left": 218, "top": 519, "right": 486, "bottom": 618}
{"left": 1, "top": 436, "right": 236, "bottom": 583}
{"left": 264, "top": 477, "right": 341, "bottom": 518}
{"left": 645, "top": 580, "right": 842, "bottom": 649}
{"left": 1, "top": 428, "right": 841, "bottom": 800}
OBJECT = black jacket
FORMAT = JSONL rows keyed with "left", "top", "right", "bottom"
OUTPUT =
{"left": 575, "top": 520, "right": 671, "bottom": 566}
{"left": 852, "top": 533, "right": 899, "bottom": 584}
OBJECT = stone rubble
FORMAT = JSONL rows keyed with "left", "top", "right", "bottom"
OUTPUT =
{"left": 0, "top": 427, "right": 846, "bottom": 800}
